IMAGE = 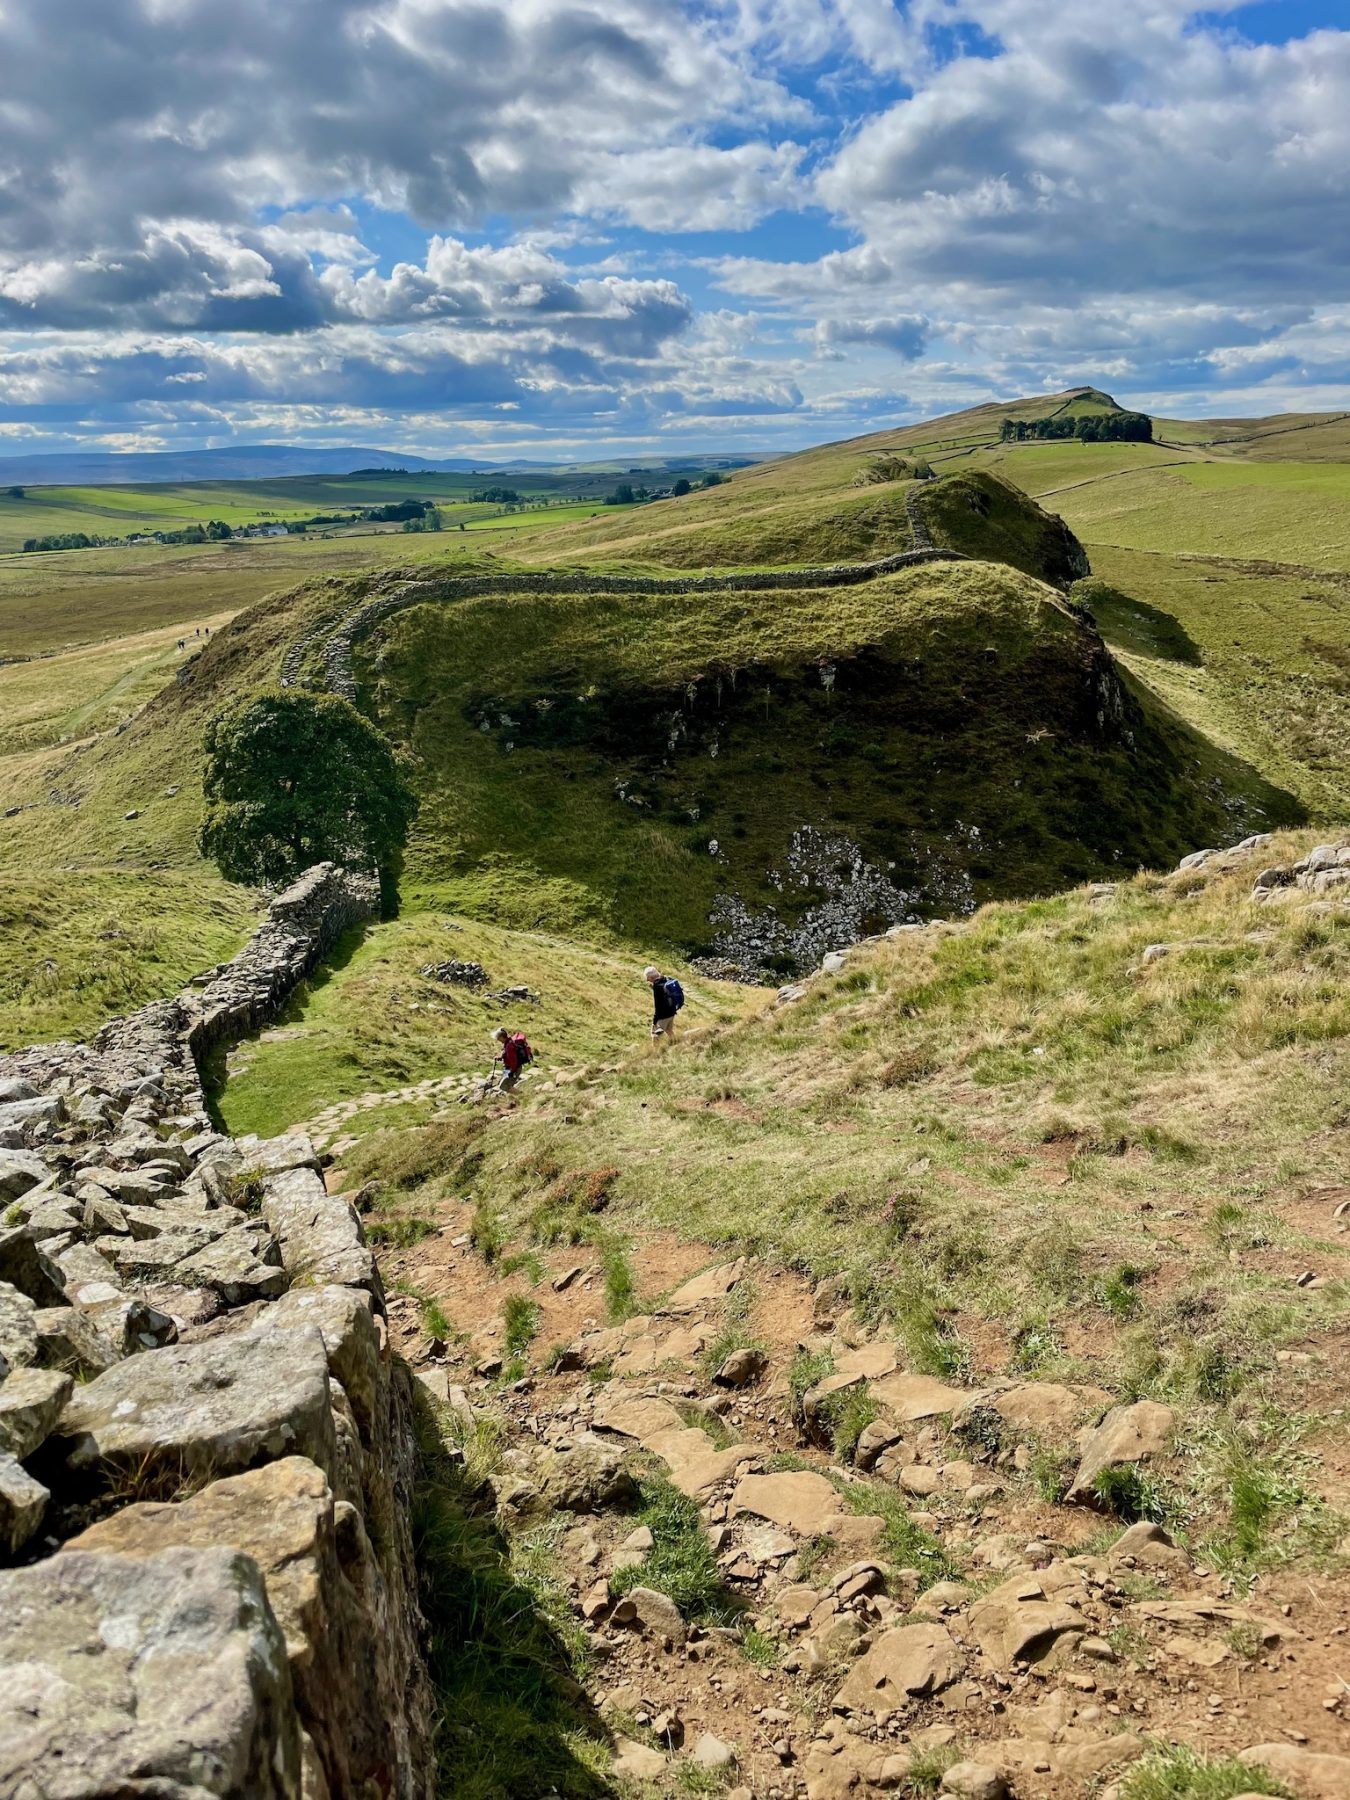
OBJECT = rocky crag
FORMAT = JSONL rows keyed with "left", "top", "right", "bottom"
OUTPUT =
{"left": 0, "top": 863, "right": 436, "bottom": 1799}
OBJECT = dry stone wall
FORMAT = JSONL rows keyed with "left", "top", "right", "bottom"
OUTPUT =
{"left": 279, "top": 548, "right": 967, "bottom": 702}
{"left": 0, "top": 864, "right": 436, "bottom": 1799}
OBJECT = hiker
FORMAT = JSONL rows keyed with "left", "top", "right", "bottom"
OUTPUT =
{"left": 490, "top": 1024, "right": 533, "bottom": 1091}
{"left": 644, "top": 965, "right": 684, "bottom": 1039}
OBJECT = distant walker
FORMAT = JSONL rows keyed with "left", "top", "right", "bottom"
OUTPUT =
{"left": 644, "top": 965, "right": 685, "bottom": 1040}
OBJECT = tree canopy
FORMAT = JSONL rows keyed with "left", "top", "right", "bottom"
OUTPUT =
{"left": 1000, "top": 411, "right": 1153, "bottom": 443}
{"left": 199, "top": 689, "right": 418, "bottom": 887}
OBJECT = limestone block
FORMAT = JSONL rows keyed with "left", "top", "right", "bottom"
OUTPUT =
{"left": 0, "top": 1450, "right": 48, "bottom": 1554}
{"left": 248, "top": 1285, "right": 380, "bottom": 1438}
{"left": 56, "top": 1325, "right": 336, "bottom": 1489}
{"left": 0, "top": 1546, "right": 301, "bottom": 1797}
{"left": 174, "top": 1231, "right": 290, "bottom": 1306}
{"left": 832, "top": 1623, "right": 963, "bottom": 1714}
{"left": 31, "top": 1304, "right": 118, "bottom": 1377}
{"left": 263, "top": 1166, "right": 379, "bottom": 1298}
{"left": 0, "top": 1365, "right": 72, "bottom": 1459}
{"left": 1069, "top": 1400, "right": 1175, "bottom": 1501}
{"left": 0, "top": 1225, "right": 67, "bottom": 1306}
{"left": 0, "top": 1279, "right": 38, "bottom": 1373}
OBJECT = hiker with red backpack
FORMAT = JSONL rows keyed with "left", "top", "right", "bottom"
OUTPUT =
{"left": 490, "top": 1025, "right": 534, "bottom": 1092}
{"left": 644, "top": 965, "right": 685, "bottom": 1039}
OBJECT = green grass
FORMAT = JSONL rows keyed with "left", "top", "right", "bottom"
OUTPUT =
{"left": 0, "top": 866, "right": 259, "bottom": 1050}
{"left": 608, "top": 1475, "right": 741, "bottom": 1623}
{"left": 1120, "top": 1745, "right": 1293, "bottom": 1800}
{"left": 411, "top": 1399, "right": 609, "bottom": 1799}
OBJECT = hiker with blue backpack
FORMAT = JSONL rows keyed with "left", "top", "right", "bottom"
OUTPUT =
{"left": 645, "top": 965, "right": 685, "bottom": 1039}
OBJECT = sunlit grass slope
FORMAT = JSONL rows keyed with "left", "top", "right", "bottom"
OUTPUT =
{"left": 214, "top": 899, "right": 761, "bottom": 1140}
{"left": 361, "top": 832, "right": 1350, "bottom": 1540}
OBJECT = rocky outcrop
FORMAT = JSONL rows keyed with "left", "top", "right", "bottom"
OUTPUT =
{"left": 0, "top": 863, "right": 433, "bottom": 1797}
{"left": 1251, "top": 840, "right": 1350, "bottom": 904}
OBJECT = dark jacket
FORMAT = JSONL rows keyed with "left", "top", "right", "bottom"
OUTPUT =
{"left": 651, "top": 976, "right": 678, "bottom": 1022}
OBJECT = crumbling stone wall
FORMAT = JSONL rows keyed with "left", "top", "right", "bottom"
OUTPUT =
{"left": 0, "top": 863, "right": 435, "bottom": 1798}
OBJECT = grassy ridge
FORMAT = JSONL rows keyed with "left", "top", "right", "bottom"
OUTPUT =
{"left": 363, "top": 558, "right": 1295, "bottom": 959}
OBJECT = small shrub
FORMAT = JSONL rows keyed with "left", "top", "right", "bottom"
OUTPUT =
{"left": 421, "top": 1298, "right": 453, "bottom": 1341}
{"left": 595, "top": 1233, "right": 639, "bottom": 1322}
{"left": 470, "top": 1197, "right": 504, "bottom": 1263}
{"left": 1095, "top": 1262, "right": 1145, "bottom": 1319}
{"left": 836, "top": 1480, "right": 956, "bottom": 1590}
{"left": 365, "top": 1214, "right": 435, "bottom": 1249}
{"left": 739, "top": 1626, "right": 780, "bottom": 1667}
{"left": 787, "top": 1348, "right": 835, "bottom": 1428}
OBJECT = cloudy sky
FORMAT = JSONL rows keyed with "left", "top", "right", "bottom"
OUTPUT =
{"left": 1, "top": 0, "right": 1348, "bottom": 460}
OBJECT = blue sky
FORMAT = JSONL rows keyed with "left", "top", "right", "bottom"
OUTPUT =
{"left": 1, "top": 1, "right": 1349, "bottom": 460}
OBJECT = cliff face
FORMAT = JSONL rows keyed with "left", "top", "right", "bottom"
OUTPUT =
{"left": 0, "top": 864, "right": 434, "bottom": 1799}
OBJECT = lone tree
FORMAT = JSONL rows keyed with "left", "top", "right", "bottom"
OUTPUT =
{"left": 199, "top": 690, "right": 418, "bottom": 891}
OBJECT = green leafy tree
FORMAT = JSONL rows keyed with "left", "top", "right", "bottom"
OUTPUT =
{"left": 198, "top": 690, "right": 418, "bottom": 891}
{"left": 671, "top": 477, "right": 691, "bottom": 496}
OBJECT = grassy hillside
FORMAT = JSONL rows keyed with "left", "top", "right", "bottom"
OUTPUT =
{"left": 363, "top": 829, "right": 1350, "bottom": 1527}
{"left": 358, "top": 558, "right": 1295, "bottom": 969}
{"left": 518, "top": 466, "right": 1089, "bottom": 586}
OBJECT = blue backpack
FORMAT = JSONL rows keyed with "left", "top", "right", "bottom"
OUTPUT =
{"left": 665, "top": 977, "right": 685, "bottom": 1012}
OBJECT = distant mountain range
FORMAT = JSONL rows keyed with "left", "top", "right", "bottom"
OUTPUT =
{"left": 0, "top": 445, "right": 759, "bottom": 486}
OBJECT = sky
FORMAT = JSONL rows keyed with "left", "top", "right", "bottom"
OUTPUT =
{"left": 1, "top": 0, "right": 1349, "bottom": 462}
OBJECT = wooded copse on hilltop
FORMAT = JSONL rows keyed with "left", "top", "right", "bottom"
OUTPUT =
{"left": 1001, "top": 410, "right": 1154, "bottom": 443}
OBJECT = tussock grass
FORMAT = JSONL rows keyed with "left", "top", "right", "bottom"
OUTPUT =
{"left": 609, "top": 1475, "right": 741, "bottom": 1623}
{"left": 1120, "top": 1744, "right": 1292, "bottom": 1800}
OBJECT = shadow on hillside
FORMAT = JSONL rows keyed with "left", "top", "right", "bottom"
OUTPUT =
{"left": 199, "top": 917, "right": 372, "bottom": 1131}
{"left": 1115, "top": 662, "right": 1305, "bottom": 836}
{"left": 1085, "top": 581, "right": 1203, "bottom": 665}
{"left": 410, "top": 1385, "right": 617, "bottom": 1800}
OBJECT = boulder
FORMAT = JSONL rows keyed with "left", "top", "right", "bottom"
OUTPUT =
{"left": 0, "top": 1546, "right": 301, "bottom": 1797}
{"left": 31, "top": 1304, "right": 121, "bottom": 1378}
{"left": 1107, "top": 1519, "right": 1191, "bottom": 1575}
{"left": 613, "top": 1738, "right": 667, "bottom": 1780}
{"left": 173, "top": 1231, "right": 290, "bottom": 1305}
{"left": 81, "top": 1292, "right": 179, "bottom": 1355}
{"left": 536, "top": 1439, "right": 638, "bottom": 1513}
{"left": 869, "top": 1372, "right": 977, "bottom": 1421}
{"left": 238, "top": 1131, "right": 322, "bottom": 1174}
{"left": 832, "top": 1623, "right": 963, "bottom": 1714}
{"left": 691, "top": 1733, "right": 737, "bottom": 1770}
{"left": 0, "top": 1450, "right": 48, "bottom": 1554}
{"left": 0, "top": 1225, "right": 66, "bottom": 1306}
{"left": 0, "top": 1279, "right": 38, "bottom": 1373}
{"left": 732, "top": 1470, "right": 844, "bottom": 1535}
{"left": 612, "top": 1584, "right": 688, "bottom": 1645}
{"left": 0, "top": 1095, "right": 63, "bottom": 1135}
{"left": 1238, "top": 1745, "right": 1350, "bottom": 1800}
{"left": 715, "top": 1346, "right": 767, "bottom": 1387}
{"left": 967, "top": 1573, "right": 1087, "bottom": 1669}
{"left": 55, "top": 1325, "right": 336, "bottom": 1490}
{"left": 0, "top": 1365, "right": 72, "bottom": 1459}
{"left": 1069, "top": 1400, "right": 1175, "bottom": 1501}
{"left": 248, "top": 1284, "right": 380, "bottom": 1438}
{"left": 941, "top": 1764, "right": 1007, "bottom": 1800}
{"left": 65, "top": 1457, "right": 404, "bottom": 1800}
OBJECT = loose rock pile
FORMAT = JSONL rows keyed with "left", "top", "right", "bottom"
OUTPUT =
{"left": 419, "top": 957, "right": 489, "bottom": 986}
{"left": 0, "top": 864, "right": 435, "bottom": 1798}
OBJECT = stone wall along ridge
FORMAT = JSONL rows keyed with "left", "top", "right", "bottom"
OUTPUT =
{"left": 0, "top": 861, "right": 436, "bottom": 1797}
{"left": 278, "top": 548, "right": 967, "bottom": 702}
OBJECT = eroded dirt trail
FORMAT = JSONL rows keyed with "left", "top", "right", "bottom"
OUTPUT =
{"left": 365, "top": 1191, "right": 1350, "bottom": 1800}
